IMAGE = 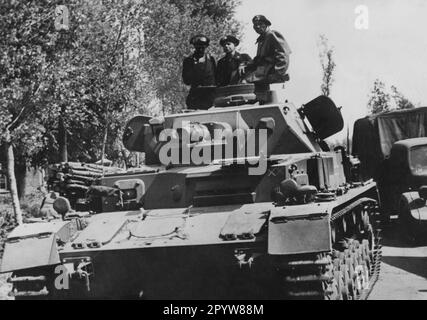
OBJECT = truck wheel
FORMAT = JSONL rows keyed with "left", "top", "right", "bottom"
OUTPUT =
{"left": 399, "top": 196, "right": 419, "bottom": 243}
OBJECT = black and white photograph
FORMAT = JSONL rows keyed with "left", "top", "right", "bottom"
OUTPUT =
{"left": 0, "top": 0, "right": 427, "bottom": 304}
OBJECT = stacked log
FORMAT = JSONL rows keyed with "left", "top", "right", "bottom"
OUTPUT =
{"left": 47, "top": 162, "right": 126, "bottom": 203}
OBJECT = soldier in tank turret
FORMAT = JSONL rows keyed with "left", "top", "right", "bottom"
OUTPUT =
{"left": 182, "top": 34, "right": 217, "bottom": 109}
{"left": 216, "top": 35, "right": 252, "bottom": 87}
{"left": 244, "top": 15, "right": 292, "bottom": 84}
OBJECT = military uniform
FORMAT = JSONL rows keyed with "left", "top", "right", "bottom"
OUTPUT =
{"left": 216, "top": 35, "right": 252, "bottom": 87}
{"left": 182, "top": 53, "right": 216, "bottom": 88}
{"left": 245, "top": 16, "right": 292, "bottom": 84}
{"left": 216, "top": 52, "right": 252, "bottom": 87}
{"left": 182, "top": 34, "right": 217, "bottom": 109}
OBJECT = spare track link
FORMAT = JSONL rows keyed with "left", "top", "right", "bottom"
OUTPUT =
{"left": 280, "top": 197, "right": 382, "bottom": 300}
{"left": 6, "top": 265, "right": 57, "bottom": 300}
{"left": 8, "top": 274, "right": 50, "bottom": 299}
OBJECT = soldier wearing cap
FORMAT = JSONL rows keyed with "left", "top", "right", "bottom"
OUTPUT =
{"left": 216, "top": 35, "right": 252, "bottom": 87}
{"left": 182, "top": 34, "right": 217, "bottom": 109}
{"left": 245, "top": 15, "right": 292, "bottom": 84}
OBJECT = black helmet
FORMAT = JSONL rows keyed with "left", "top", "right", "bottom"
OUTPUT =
{"left": 190, "top": 34, "right": 210, "bottom": 46}
{"left": 252, "top": 15, "right": 272, "bottom": 26}
{"left": 219, "top": 35, "right": 240, "bottom": 46}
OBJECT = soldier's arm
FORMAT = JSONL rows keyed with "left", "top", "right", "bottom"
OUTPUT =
{"left": 274, "top": 51, "right": 288, "bottom": 74}
{"left": 269, "top": 32, "right": 289, "bottom": 73}
{"left": 215, "top": 59, "right": 225, "bottom": 86}
{"left": 240, "top": 53, "right": 253, "bottom": 65}
{"left": 244, "top": 54, "right": 256, "bottom": 72}
{"left": 236, "top": 54, "right": 252, "bottom": 77}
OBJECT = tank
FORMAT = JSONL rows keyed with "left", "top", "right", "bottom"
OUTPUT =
{"left": 1, "top": 84, "right": 382, "bottom": 300}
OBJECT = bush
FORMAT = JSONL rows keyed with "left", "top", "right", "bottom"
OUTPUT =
{"left": 0, "top": 207, "right": 17, "bottom": 260}
{"left": 0, "top": 191, "right": 46, "bottom": 259}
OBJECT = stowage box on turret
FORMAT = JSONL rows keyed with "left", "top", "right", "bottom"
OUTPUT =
{"left": 1, "top": 84, "right": 382, "bottom": 299}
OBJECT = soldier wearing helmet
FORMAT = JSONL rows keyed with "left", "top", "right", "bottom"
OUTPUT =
{"left": 245, "top": 15, "right": 292, "bottom": 84}
{"left": 182, "top": 34, "right": 217, "bottom": 109}
{"left": 216, "top": 35, "right": 252, "bottom": 87}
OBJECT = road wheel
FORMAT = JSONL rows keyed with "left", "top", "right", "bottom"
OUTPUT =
{"left": 340, "top": 264, "right": 352, "bottom": 300}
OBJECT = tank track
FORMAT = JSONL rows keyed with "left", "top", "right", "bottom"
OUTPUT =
{"left": 276, "top": 197, "right": 382, "bottom": 300}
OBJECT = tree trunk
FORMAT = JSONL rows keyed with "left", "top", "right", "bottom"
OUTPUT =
{"left": 16, "top": 163, "right": 27, "bottom": 199}
{"left": 101, "top": 103, "right": 109, "bottom": 175}
{"left": 100, "top": 112, "right": 108, "bottom": 176}
{"left": 5, "top": 130, "right": 23, "bottom": 225}
{"left": 59, "top": 116, "right": 68, "bottom": 162}
{"left": 101, "top": 125, "right": 108, "bottom": 166}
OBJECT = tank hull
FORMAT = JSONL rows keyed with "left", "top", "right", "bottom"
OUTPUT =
{"left": 41, "top": 183, "right": 378, "bottom": 299}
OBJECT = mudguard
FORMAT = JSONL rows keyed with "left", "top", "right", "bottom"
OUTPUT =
{"left": 0, "top": 220, "right": 74, "bottom": 273}
{"left": 401, "top": 192, "right": 427, "bottom": 222}
{"left": 268, "top": 203, "right": 332, "bottom": 255}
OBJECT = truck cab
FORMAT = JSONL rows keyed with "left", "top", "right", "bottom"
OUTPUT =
{"left": 353, "top": 107, "right": 427, "bottom": 237}
{"left": 389, "top": 138, "right": 427, "bottom": 237}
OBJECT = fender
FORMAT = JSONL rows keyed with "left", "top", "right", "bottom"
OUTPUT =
{"left": 0, "top": 220, "right": 74, "bottom": 273}
{"left": 401, "top": 191, "right": 427, "bottom": 222}
{"left": 268, "top": 202, "right": 333, "bottom": 255}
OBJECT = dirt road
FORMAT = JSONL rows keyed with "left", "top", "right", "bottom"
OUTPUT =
{"left": 369, "top": 219, "right": 427, "bottom": 300}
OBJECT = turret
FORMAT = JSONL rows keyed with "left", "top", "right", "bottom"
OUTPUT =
{"left": 123, "top": 84, "right": 344, "bottom": 167}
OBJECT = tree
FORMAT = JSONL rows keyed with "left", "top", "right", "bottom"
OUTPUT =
{"left": 367, "top": 79, "right": 415, "bottom": 115}
{"left": 64, "top": 1, "right": 148, "bottom": 165}
{"left": 170, "top": 0, "right": 241, "bottom": 22}
{"left": 0, "top": 0, "right": 243, "bottom": 225}
{"left": 48, "top": 0, "right": 241, "bottom": 162}
{"left": 391, "top": 85, "right": 415, "bottom": 110}
{"left": 39, "top": 0, "right": 242, "bottom": 163}
{"left": 367, "top": 79, "right": 390, "bottom": 115}
{"left": 318, "top": 34, "right": 336, "bottom": 97}
{"left": 34, "top": 0, "right": 152, "bottom": 165}
{"left": 141, "top": 0, "right": 242, "bottom": 113}
{"left": 0, "top": 0, "right": 64, "bottom": 224}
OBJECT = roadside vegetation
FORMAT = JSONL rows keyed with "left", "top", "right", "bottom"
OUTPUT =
{"left": 0, "top": 0, "right": 241, "bottom": 226}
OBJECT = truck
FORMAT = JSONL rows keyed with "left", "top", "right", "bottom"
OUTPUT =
{"left": 353, "top": 107, "right": 427, "bottom": 239}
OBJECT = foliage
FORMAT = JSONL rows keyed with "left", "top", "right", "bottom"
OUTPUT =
{"left": 141, "top": 0, "right": 242, "bottom": 113}
{"left": 318, "top": 34, "right": 336, "bottom": 97}
{"left": 1, "top": 192, "right": 46, "bottom": 257}
{"left": 368, "top": 79, "right": 415, "bottom": 115}
{"left": 0, "top": 0, "right": 242, "bottom": 223}
{"left": 391, "top": 85, "right": 415, "bottom": 110}
{"left": 169, "top": 0, "right": 241, "bottom": 23}
{"left": 0, "top": 0, "right": 62, "bottom": 161}
{"left": 1, "top": 0, "right": 242, "bottom": 167}
{"left": 38, "top": 0, "right": 152, "bottom": 163}
{"left": 367, "top": 79, "right": 390, "bottom": 114}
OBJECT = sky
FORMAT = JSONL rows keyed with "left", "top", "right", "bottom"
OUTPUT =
{"left": 234, "top": 0, "right": 427, "bottom": 140}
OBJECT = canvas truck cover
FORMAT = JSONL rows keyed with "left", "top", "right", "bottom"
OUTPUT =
{"left": 353, "top": 107, "right": 427, "bottom": 179}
